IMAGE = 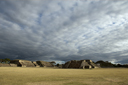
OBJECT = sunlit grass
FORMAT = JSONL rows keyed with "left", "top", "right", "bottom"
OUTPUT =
{"left": 0, "top": 67, "right": 128, "bottom": 85}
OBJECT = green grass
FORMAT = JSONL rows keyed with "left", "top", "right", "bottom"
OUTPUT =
{"left": 0, "top": 67, "right": 128, "bottom": 85}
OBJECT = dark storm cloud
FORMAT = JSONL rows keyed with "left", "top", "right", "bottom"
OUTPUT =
{"left": 0, "top": 0, "right": 128, "bottom": 64}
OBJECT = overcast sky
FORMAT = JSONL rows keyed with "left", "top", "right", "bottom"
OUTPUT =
{"left": 0, "top": 0, "right": 128, "bottom": 64}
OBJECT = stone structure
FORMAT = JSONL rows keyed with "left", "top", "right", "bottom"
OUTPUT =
{"left": 0, "top": 59, "right": 100, "bottom": 69}
{"left": 32, "top": 61, "right": 40, "bottom": 67}
{"left": 10, "top": 59, "right": 35, "bottom": 67}
{"left": 10, "top": 64, "right": 17, "bottom": 67}
{"left": 86, "top": 60, "right": 99, "bottom": 68}
{"left": 63, "top": 60, "right": 99, "bottom": 69}
{"left": 0, "top": 63, "right": 11, "bottom": 67}
{"left": 0, "top": 63, "right": 17, "bottom": 67}
{"left": 36, "top": 61, "right": 53, "bottom": 67}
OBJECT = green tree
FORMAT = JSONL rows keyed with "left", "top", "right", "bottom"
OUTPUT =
{"left": 0, "top": 59, "right": 2, "bottom": 63}
{"left": 96, "top": 60, "right": 115, "bottom": 67}
{"left": 2, "top": 58, "right": 10, "bottom": 64}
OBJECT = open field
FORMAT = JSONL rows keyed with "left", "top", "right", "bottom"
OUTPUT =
{"left": 0, "top": 67, "right": 128, "bottom": 85}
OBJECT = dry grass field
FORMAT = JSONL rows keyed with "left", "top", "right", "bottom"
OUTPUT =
{"left": 0, "top": 67, "right": 128, "bottom": 85}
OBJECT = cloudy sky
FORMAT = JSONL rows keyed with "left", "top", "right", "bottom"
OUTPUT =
{"left": 0, "top": 0, "right": 128, "bottom": 64}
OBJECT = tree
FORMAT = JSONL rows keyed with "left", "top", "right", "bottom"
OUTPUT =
{"left": 96, "top": 60, "right": 114, "bottom": 67}
{"left": 0, "top": 58, "right": 10, "bottom": 64}
{"left": 4, "top": 58, "right": 10, "bottom": 62}
{"left": 56, "top": 63, "right": 60, "bottom": 67}
{"left": 49, "top": 61, "right": 56, "bottom": 66}
{"left": 0, "top": 59, "right": 2, "bottom": 63}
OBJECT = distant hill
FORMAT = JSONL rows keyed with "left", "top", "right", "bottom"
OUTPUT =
{"left": 95, "top": 60, "right": 128, "bottom": 68}
{"left": 95, "top": 60, "right": 114, "bottom": 68}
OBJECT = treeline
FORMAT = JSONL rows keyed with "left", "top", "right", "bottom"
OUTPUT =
{"left": 95, "top": 60, "right": 128, "bottom": 68}
{"left": 0, "top": 58, "right": 10, "bottom": 64}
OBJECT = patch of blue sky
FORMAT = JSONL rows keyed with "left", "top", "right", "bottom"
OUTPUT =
{"left": 69, "top": 2, "right": 78, "bottom": 11}
{"left": 30, "top": 26, "right": 39, "bottom": 34}
{"left": 76, "top": 45, "right": 81, "bottom": 50}
{"left": 89, "top": 1, "right": 98, "bottom": 7}
{"left": 90, "top": 1, "right": 95, "bottom": 4}
{"left": 97, "top": 27, "right": 104, "bottom": 30}
{"left": 105, "top": 20, "right": 126, "bottom": 28}
{"left": 107, "top": 23, "right": 113, "bottom": 27}
{"left": 109, "top": 16, "right": 128, "bottom": 27}
{"left": 18, "top": 24, "right": 25, "bottom": 30}
{"left": 70, "top": 16, "right": 77, "bottom": 21}
{"left": 108, "top": 28, "right": 119, "bottom": 35}
{"left": 64, "top": 40, "right": 69, "bottom": 44}
{"left": 94, "top": 28, "right": 103, "bottom": 34}
{"left": 37, "top": 13, "right": 43, "bottom": 25}
{"left": 73, "top": 2, "right": 78, "bottom": 6}
{"left": 55, "top": 61, "right": 65, "bottom": 64}
{"left": 69, "top": 7, "right": 74, "bottom": 12}
{"left": 118, "top": 22, "right": 125, "bottom": 26}
{"left": 112, "top": 22, "right": 115, "bottom": 24}
{"left": 57, "top": 2, "right": 65, "bottom": 12}
{"left": 49, "top": 12, "right": 61, "bottom": 20}
{"left": 123, "top": 17, "right": 128, "bottom": 22}
{"left": 110, "top": 21, "right": 126, "bottom": 27}
{"left": 82, "top": 34, "right": 89, "bottom": 39}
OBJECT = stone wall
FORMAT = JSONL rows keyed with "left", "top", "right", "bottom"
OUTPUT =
{"left": 19, "top": 60, "right": 35, "bottom": 67}
{"left": 0, "top": 63, "right": 11, "bottom": 67}
{"left": 63, "top": 60, "right": 99, "bottom": 69}
{"left": 10, "top": 60, "right": 35, "bottom": 67}
{"left": 68, "top": 60, "right": 82, "bottom": 68}
{"left": 10, "top": 64, "right": 17, "bottom": 67}
{"left": 32, "top": 61, "right": 40, "bottom": 67}
{"left": 86, "top": 60, "right": 99, "bottom": 68}
{"left": 36, "top": 61, "right": 53, "bottom": 67}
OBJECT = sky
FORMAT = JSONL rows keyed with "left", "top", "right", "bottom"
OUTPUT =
{"left": 0, "top": 0, "right": 128, "bottom": 64}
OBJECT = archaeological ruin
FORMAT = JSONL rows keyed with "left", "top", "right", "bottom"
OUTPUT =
{"left": 10, "top": 59, "right": 35, "bottom": 67}
{"left": 63, "top": 60, "right": 99, "bottom": 69}
{"left": 0, "top": 59, "right": 100, "bottom": 69}
{"left": 36, "top": 61, "right": 54, "bottom": 67}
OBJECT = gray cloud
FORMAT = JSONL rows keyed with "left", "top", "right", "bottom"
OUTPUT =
{"left": 0, "top": 0, "right": 128, "bottom": 64}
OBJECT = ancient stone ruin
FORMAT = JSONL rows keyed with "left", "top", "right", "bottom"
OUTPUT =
{"left": 0, "top": 59, "right": 100, "bottom": 69}
{"left": 32, "top": 61, "right": 40, "bottom": 67}
{"left": 36, "top": 61, "right": 53, "bottom": 67}
{"left": 0, "top": 63, "right": 11, "bottom": 67}
{"left": 9, "top": 59, "right": 54, "bottom": 67}
{"left": 10, "top": 59, "right": 35, "bottom": 67}
{"left": 10, "top": 64, "right": 17, "bottom": 67}
{"left": 0, "top": 63, "right": 17, "bottom": 67}
{"left": 63, "top": 60, "right": 99, "bottom": 69}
